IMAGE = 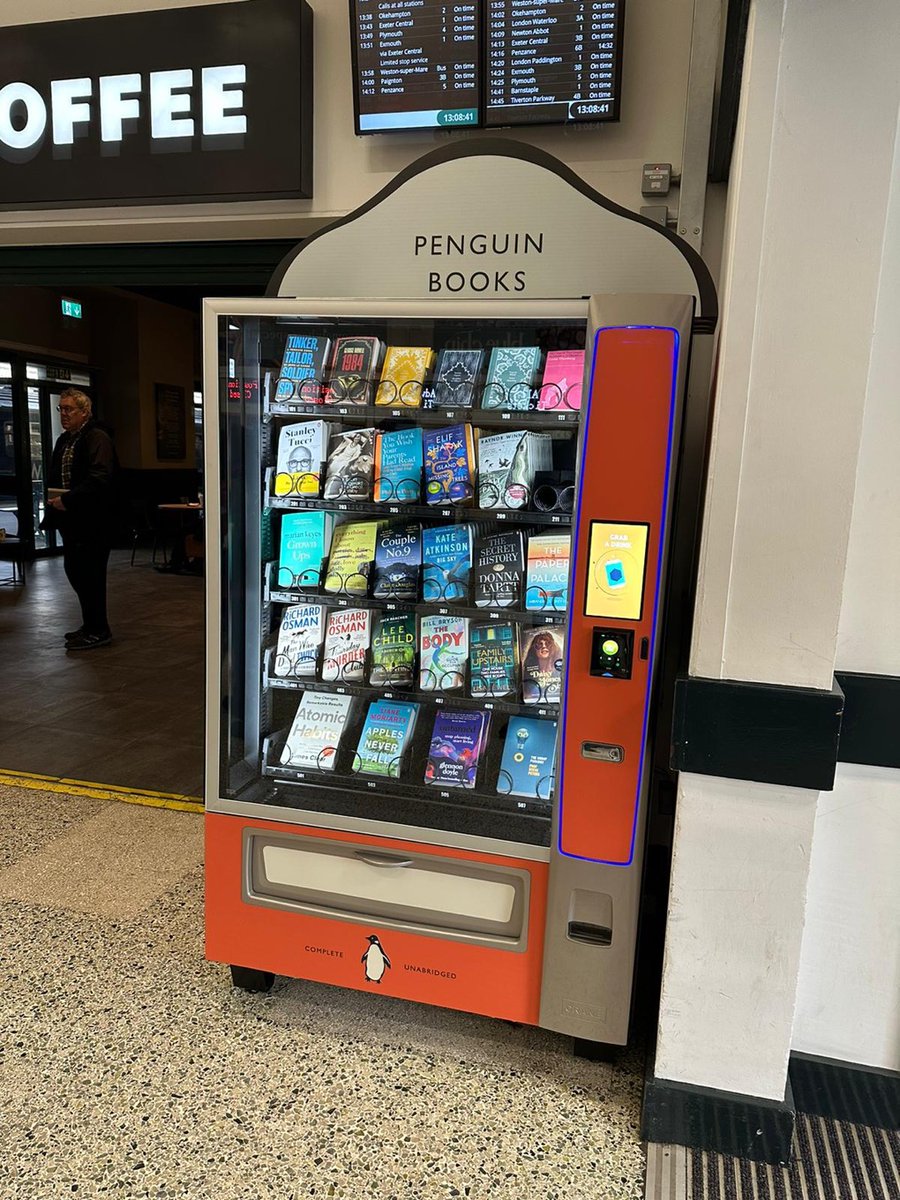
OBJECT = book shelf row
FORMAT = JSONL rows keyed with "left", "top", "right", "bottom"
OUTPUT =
{"left": 265, "top": 400, "right": 580, "bottom": 429}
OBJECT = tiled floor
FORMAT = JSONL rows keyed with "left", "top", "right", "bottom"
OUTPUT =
{"left": 0, "top": 551, "right": 204, "bottom": 796}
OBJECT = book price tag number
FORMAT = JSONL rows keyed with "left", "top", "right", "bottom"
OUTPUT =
{"left": 367, "top": 781, "right": 377, "bottom": 789}
{"left": 389, "top": 506, "right": 399, "bottom": 514}
{"left": 440, "top": 791, "right": 450, "bottom": 799}
{"left": 438, "top": 607, "right": 449, "bottom": 615}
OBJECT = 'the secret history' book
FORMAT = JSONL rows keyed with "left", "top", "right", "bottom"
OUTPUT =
{"left": 354, "top": 699, "right": 420, "bottom": 778}
{"left": 469, "top": 621, "right": 518, "bottom": 699}
{"left": 280, "top": 691, "right": 353, "bottom": 771}
{"left": 474, "top": 529, "right": 525, "bottom": 608}
{"left": 424, "top": 709, "right": 490, "bottom": 790}
{"left": 321, "top": 607, "right": 372, "bottom": 684}
{"left": 274, "top": 603, "right": 325, "bottom": 679}
{"left": 520, "top": 624, "right": 565, "bottom": 705}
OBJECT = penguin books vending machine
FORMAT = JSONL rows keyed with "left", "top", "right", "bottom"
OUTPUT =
{"left": 204, "top": 144, "right": 716, "bottom": 1048}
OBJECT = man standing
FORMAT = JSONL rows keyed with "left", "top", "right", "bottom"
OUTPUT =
{"left": 45, "top": 388, "right": 118, "bottom": 650}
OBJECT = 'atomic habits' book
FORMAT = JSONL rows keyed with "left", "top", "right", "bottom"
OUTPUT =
{"left": 424, "top": 709, "right": 490, "bottom": 790}
{"left": 525, "top": 533, "right": 571, "bottom": 612}
{"left": 374, "top": 427, "right": 423, "bottom": 504}
{"left": 481, "top": 346, "right": 542, "bottom": 410}
{"left": 422, "top": 523, "right": 474, "bottom": 604}
{"left": 478, "top": 430, "right": 552, "bottom": 510}
{"left": 274, "top": 334, "right": 332, "bottom": 405}
{"left": 520, "top": 624, "right": 565, "bottom": 705}
{"left": 419, "top": 614, "right": 468, "bottom": 691}
{"left": 474, "top": 529, "right": 525, "bottom": 608}
{"left": 369, "top": 612, "right": 417, "bottom": 688}
{"left": 354, "top": 699, "right": 420, "bottom": 778}
{"left": 469, "top": 622, "right": 518, "bottom": 699}
{"left": 323, "top": 428, "right": 376, "bottom": 502}
{"left": 274, "top": 420, "right": 330, "bottom": 498}
{"left": 375, "top": 346, "right": 434, "bottom": 407}
{"left": 274, "top": 603, "right": 325, "bottom": 679}
{"left": 325, "top": 336, "right": 384, "bottom": 405}
{"left": 497, "top": 717, "right": 558, "bottom": 799}
{"left": 324, "top": 521, "right": 381, "bottom": 596}
{"left": 372, "top": 522, "right": 422, "bottom": 601}
{"left": 538, "top": 350, "right": 585, "bottom": 410}
{"left": 280, "top": 691, "right": 352, "bottom": 771}
{"left": 278, "top": 511, "right": 334, "bottom": 590}
{"left": 425, "top": 348, "right": 484, "bottom": 409}
{"left": 321, "top": 607, "right": 372, "bottom": 683}
{"left": 423, "top": 424, "right": 476, "bottom": 506}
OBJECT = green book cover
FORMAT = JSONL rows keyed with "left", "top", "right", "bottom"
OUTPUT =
{"left": 369, "top": 612, "right": 417, "bottom": 688}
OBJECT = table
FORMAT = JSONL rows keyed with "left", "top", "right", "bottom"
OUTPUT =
{"left": 156, "top": 503, "right": 204, "bottom": 574}
{"left": 0, "top": 535, "right": 26, "bottom": 585}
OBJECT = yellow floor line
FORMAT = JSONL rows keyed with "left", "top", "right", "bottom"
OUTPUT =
{"left": 0, "top": 768, "right": 204, "bottom": 814}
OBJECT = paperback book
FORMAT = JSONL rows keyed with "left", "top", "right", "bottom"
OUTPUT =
{"left": 354, "top": 699, "right": 420, "bottom": 778}
{"left": 520, "top": 624, "right": 565, "bottom": 705}
{"left": 375, "top": 346, "right": 434, "bottom": 407}
{"left": 274, "top": 420, "right": 330, "bottom": 497}
{"left": 425, "top": 348, "right": 484, "bottom": 409}
{"left": 274, "top": 603, "right": 325, "bottom": 679}
{"left": 497, "top": 717, "right": 558, "bottom": 799}
{"left": 374, "top": 427, "right": 423, "bottom": 504}
{"left": 278, "top": 511, "right": 334, "bottom": 589}
{"left": 273, "top": 334, "right": 332, "bottom": 405}
{"left": 525, "top": 533, "right": 571, "bottom": 612}
{"left": 481, "top": 346, "right": 542, "bottom": 410}
{"left": 419, "top": 614, "right": 469, "bottom": 691}
{"left": 422, "top": 523, "right": 473, "bottom": 604}
{"left": 372, "top": 522, "right": 422, "bottom": 601}
{"left": 424, "top": 709, "right": 490, "bottom": 790}
{"left": 423, "top": 424, "right": 477, "bottom": 506}
{"left": 325, "top": 336, "right": 384, "bottom": 405}
{"left": 474, "top": 529, "right": 525, "bottom": 608}
{"left": 538, "top": 350, "right": 585, "bottom": 411}
{"left": 280, "top": 691, "right": 353, "bottom": 771}
{"left": 369, "top": 612, "right": 417, "bottom": 688}
{"left": 323, "top": 428, "right": 376, "bottom": 501}
{"left": 478, "top": 430, "right": 553, "bottom": 509}
{"left": 469, "top": 622, "right": 518, "bottom": 699}
{"left": 321, "top": 607, "right": 372, "bottom": 683}
{"left": 323, "top": 521, "right": 380, "bottom": 596}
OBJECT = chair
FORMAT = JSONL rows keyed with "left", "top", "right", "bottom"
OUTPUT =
{"left": 0, "top": 535, "right": 26, "bottom": 585}
{"left": 129, "top": 501, "right": 168, "bottom": 567}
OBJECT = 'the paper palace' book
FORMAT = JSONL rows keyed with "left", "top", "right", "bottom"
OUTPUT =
{"left": 525, "top": 533, "right": 571, "bottom": 612}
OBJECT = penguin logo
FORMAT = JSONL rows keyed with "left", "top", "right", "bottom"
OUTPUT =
{"left": 361, "top": 934, "right": 391, "bottom": 984}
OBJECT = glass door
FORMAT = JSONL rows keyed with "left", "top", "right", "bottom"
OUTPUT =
{"left": 26, "top": 386, "right": 49, "bottom": 550}
{"left": 0, "top": 362, "right": 15, "bottom": 538}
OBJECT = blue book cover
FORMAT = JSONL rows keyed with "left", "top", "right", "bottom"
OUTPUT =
{"left": 481, "top": 345, "right": 542, "bottom": 410}
{"left": 274, "top": 334, "right": 331, "bottom": 404}
{"left": 374, "top": 428, "right": 424, "bottom": 504}
{"left": 372, "top": 522, "right": 422, "bottom": 601}
{"left": 277, "top": 511, "right": 333, "bottom": 589}
{"left": 422, "top": 524, "right": 473, "bottom": 603}
{"left": 355, "top": 699, "right": 420, "bottom": 778}
{"left": 424, "top": 709, "right": 490, "bottom": 790}
{"left": 423, "top": 424, "right": 476, "bottom": 506}
{"left": 497, "top": 718, "right": 558, "bottom": 800}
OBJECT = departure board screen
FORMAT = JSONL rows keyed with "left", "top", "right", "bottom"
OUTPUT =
{"left": 352, "top": 1, "right": 481, "bottom": 132}
{"left": 485, "top": 1, "right": 624, "bottom": 126}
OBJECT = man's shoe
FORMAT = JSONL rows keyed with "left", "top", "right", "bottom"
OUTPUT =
{"left": 65, "top": 626, "right": 86, "bottom": 642}
{"left": 67, "top": 631, "right": 112, "bottom": 651}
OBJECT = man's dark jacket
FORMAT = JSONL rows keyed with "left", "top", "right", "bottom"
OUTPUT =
{"left": 46, "top": 420, "right": 119, "bottom": 541}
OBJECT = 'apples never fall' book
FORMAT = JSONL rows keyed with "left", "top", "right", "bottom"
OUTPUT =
{"left": 354, "top": 699, "right": 420, "bottom": 778}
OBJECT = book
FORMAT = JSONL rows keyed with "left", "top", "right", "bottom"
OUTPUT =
{"left": 274, "top": 603, "right": 325, "bottom": 679}
{"left": 525, "top": 533, "right": 571, "bottom": 612}
{"left": 478, "top": 430, "right": 553, "bottom": 510}
{"left": 497, "top": 717, "right": 559, "bottom": 799}
{"left": 273, "top": 334, "right": 332, "bottom": 405}
{"left": 423, "top": 424, "right": 477, "bottom": 506}
{"left": 280, "top": 691, "right": 352, "bottom": 771}
{"left": 538, "top": 350, "right": 586, "bottom": 411}
{"left": 424, "top": 709, "right": 490, "bottom": 790}
{"left": 375, "top": 346, "right": 434, "bottom": 407}
{"left": 419, "top": 614, "right": 469, "bottom": 691}
{"left": 325, "top": 336, "right": 384, "bottom": 405}
{"left": 323, "top": 428, "right": 376, "bottom": 502}
{"left": 278, "top": 511, "right": 334, "bottom": 589}
{"left": 369, "top": 612, "right": 417, "bottom": 688}
{"left": 473, "top": 529, "right": 525, "bottom": 608}
{"left": 321, "top": 607, "right": 372, "bottom": 684}
{"left": 422, "top": 523, "right": 474, "bottom": 604}
{"left": 324, "top": 521, "right": 380, "bottom": 596}
{"left": 373, "top": 522, "right": 422, "bottom": 601}
{"left": 354, "top": 699, "right": 420, "bottom": 778}
{"left": 374, "top": 427, "right": 423, "bottom": 504}
{"left": 469, "top": 622, "right": 518, "bottom": 699}
{"left": 274, "top": 420, "right": 330, "bottom": 498}
{"left": 520, "top": 624, "right": 565, "bottom": 705}
{"left": 425, "top": 348, "right": 484, "bottom": 409}
{"left": 481, "top": 346, "right": 542, "bottom": 410}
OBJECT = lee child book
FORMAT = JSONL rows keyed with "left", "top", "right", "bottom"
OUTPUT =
{"left": 498, "top": 717, "right": 558, "bottom": 799}
{"left": 369, "top": 612, "right": 417, "bottom": 688}
{"left": 274, "top": 603, "right": 325, "bottom": 679}
{"left": 424, "top": 709, "right": 490, "bottom": 790}
{"left": 274, "top": 334, "right": 332, "bottom": 405}
{"left": 538, "top": 350, "right": 586, "bottom": 410}
{"left": 325, "top": 336, "right": 384, "bottom": 405}
{"left": 354, "top": 699, "right": 420, "bottom": 778}
{"left": 422, "top": 523, "right": 474, "bottom": 604}
{"left": 372, "top": 522, "right": 422, "bottom": 601}
{"left": 321, "top": 607, "right": 372, "bottom": 683}
{"left": 525, "top": 533, "right": 571, "bottom": 612}
{"left": 520, "top": 624, "right": 565, "bottom": 705}
{"left": 278, "top": 511, "right": 334, "bottom": 589}
{"left": 274, "top": 420, "right": 330, "bottom": 498}
{"left": 374, "top": 427, "right": 423, "bottom": 504}
{"left": 419, "top": 614, "right": 469, "bottom": 691}
{"left": 425, "top": 348, "right": 484, "bottom": 409}
{"left": 324, "top": 521, "right": 380, "bottom": 596}
{"left": 423, "top": 424, "right": 476, "bottom": 506}
{"left": 481, "top": 346, "right": 542, "bottom": 410}
{"left": 469, "top": 622, "right": 518, "bottom": 699}
{"left": 323, "top": 428, "right": 376, "bottom": 502}
{"left": 375, "top": 346, "right": 434, "bottom": 407}
{"left": 280, "top": 691, "right": 353, "bottom": 771}
{"left": 478, "top": 430, "right": 552, "bottom": 509}
{"left": 474, "top": 529, "right": 525, "bottom": 608}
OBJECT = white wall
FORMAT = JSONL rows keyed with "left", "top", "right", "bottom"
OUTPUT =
{"left": 0, "top": 0, "right": 696, "bottom": 244}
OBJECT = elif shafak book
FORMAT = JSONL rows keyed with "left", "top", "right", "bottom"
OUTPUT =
{"left": 277, "top": 511, "right": 334, "bottom": 590}
{"left": 325, "top": 336, "right": 384, "bottom": 405}
{"left": 274, "top": 420, "right": 330, "bottom": 498}
{"left": 469, "top": 622, "right": 518, "bottom": 699}
{"left": 280, "top": 691, "right": 353, "bottom": 771}
{"left": 372, "top": 522, "right": 422, "bottom": 601}
{"left": 474, "top": 529, "right": 525, "bottom": 608}
{"left": 419, "top": 613, "right": 468, "bottom": 691}
{"left": 478, "top": 430, "right": 553, "bottom": 510}
{"left": 323, "top": 428, "right": 376, "bottom": 502}
{"left": 423, "top": 424, "right": 477, "bottom": 506}
{"left": 520, "top": 624, "right": 565, "bottom": 705}
{"left": 424, "top": 709, "right": 490, "bottom": 790}
{"left": 273, "top": 334, "right": 332, "bottom": 405}
{"left": 321, "top": 607, "right": 372, "bottom": 683}
{"left": 497, "top": 717, "right": 558, "bottom": 800}
{"left": 425, "top": 348, "right": 484, "bottom": 409}
{"left": 374, "top": 427, "right": 423, "bottom": 504}
{"left": 354, "top": 699, "right": 420, "bottom": 778}
{"left": 481, "top": 346, "right": 542, "bottom": 410}
{"left": 274, "top": 603, "right": 325, "bottom": 679}
{"left": 375, "top": 346, "right": 434, "bottom": 407}
{"left": 324, "top": 520, "right": 381, "bottom": 596}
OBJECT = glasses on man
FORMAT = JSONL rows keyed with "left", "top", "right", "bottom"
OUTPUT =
{"left": 57, "top": 405, "right": 78, "bottom": 414}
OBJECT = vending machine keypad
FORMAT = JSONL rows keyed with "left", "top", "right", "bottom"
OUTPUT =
{"left": 589, "top": 628, "right": 634, "bottom": 678}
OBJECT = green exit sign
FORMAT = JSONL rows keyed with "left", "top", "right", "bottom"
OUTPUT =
{"left": 61, "top": 298, "right": 82, "bottom": 319}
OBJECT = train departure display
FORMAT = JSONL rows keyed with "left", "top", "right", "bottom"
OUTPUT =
{"left": 352, "top": 1, "right": 480, "bottom": 132}
{"left": 350, "top": 1, "right": 625, "bottom": 134}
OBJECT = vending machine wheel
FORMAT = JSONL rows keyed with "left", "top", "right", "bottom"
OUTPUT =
{"left": 230, "top": 965, "right": 275, "bottom": 993}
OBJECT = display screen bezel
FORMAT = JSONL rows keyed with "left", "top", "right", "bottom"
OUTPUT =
{"left": 582, "top": 519, "right": 650, "bottom": 622}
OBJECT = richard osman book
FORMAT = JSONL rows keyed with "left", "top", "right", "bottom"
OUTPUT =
{"left": 273, "top": 334, "right": 332, "bottom": 405}
{"left": 274, "top": 603, "right": 325, "bottom": 679}
{"left": 424, "top": 709, "right": 490, "bottom": 790}
{"left": 280, "top": 691, "right": 353, "bottom": 771}
{"left": 369, "top": 612, "right": 417, "bottom": 688}
{"left": 423, "top": 424, "right": 476, "bottom": 506}
{"left": 422, "top": 523, "right": 474, "bottom": 604}
{"left": 277, "top": 511, "right": 334, "bottom": 590}
{"left": 520, "top": 624, "right": 565, "bottom": 705}
{"left": 372, "top": 522, "right": 422, "bottom": 601}
{"left": 354, "top": 699, "right": 420, "bottom": 778}
{"left": 321, "top": 607, "right": 372, "bottom": 683}
{"left": 374, "top": 427, "right": 423, "bottom": 504}
{"left": 497, "top": 717, "right": 558, "bottom": 799}
{"left": 469, "top": 621, "right": 518, "bottom": 700}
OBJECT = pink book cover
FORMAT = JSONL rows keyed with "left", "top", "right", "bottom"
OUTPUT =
{"left": 538, "top": 350, "right": 585, "bottom": 411}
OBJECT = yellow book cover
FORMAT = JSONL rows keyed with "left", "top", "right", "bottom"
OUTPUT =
{"left": 324, "top": 520, "right": 383, "bottom": 595}
{"left": 375, "top": 346, "right": 435, "bottom": 407}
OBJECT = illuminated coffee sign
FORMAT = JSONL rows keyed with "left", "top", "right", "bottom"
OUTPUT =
{"left": 0, "top": 0, "right": 312, "bottom": 209}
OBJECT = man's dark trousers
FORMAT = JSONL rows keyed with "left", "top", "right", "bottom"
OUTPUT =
{"left": 62, "top": 531, "right": 111, "bottom": 634}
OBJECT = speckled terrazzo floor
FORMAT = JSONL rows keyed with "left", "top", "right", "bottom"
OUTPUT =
{"left": 0, "top": 783, "right": 647, "bottom": 1200}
